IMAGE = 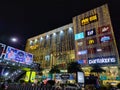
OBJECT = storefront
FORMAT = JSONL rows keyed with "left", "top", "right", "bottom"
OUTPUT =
{"left": 82, "top": 65, "right": 120, "bottom": 86}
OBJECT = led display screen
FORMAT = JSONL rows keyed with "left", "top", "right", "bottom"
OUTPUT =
{"left": 98, "top": 25, "right": 110, "bottom": 34}
{"left": 85, "top": 28, "right": 96, "bottom": 37}
{"left": 75, "top": 32, "right": 84, "bottom": 40}
{"left": 4, "top": 46, "right": 33, "bottom": 65}
{"left": 77, "top": 72, "right": 85, "bottom": 83}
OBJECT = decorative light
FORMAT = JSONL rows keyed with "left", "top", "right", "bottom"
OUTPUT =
{"left": 60, "top": 30, "right": 63, "bottom": 34}
{"left": 53, "top": 33, "right": 56, "bottom": 36}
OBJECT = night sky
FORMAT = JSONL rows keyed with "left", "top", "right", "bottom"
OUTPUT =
{"left": 0, "top": 0, "right": 120, "bottom": 51}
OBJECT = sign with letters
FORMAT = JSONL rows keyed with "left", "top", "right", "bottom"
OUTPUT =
{"left": 81, "top": 14, "right": 98, "bottom": 26}
{"left": 77, "top": 50, "right": 87, "bottom": 55}
{"left": 85, "top": 28, "right": 96, "bottom": 37}
{"left": 88, "top": 56, "right": 117, "bottom": 65}
{"left": 98, "top": 25, "right": 110, "bottom": 34}
{"left": 86, "top": 38, "right": 97, "bottom": 45}
{"left": 75, "top": 32, "right": 84, "bottom": 40}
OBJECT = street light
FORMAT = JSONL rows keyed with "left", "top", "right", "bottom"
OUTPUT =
{"left": 10, "top": 37, "right": 18, "bottom": 42}
{"left": 10, "top": 37, "right": 25, "bottom": 50}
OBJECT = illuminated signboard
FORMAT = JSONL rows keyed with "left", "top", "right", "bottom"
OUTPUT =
{"left": 25, "top": 53, "right": 33, "bottom": 65}
{"left": 77, "top": 50, "right": 87, "bottom": 55}
{"left": 77, "top": 42, "right": 83, "bottom": 46}
{"left": 88, "top": 56, "right": 117, "bottom": 65}
{"left": 0, "top": 43, "right": 6, "bottom": 58}
{"left": 99, "top": 34, "right": 112, "bottom": 43}
{"left": 4, "top": 46, "right": 33, "bottom": 65}
{"left": 25, "top": 71, "right": 31, "bottom": 82}
{"left": 75, "top": 32, "right": 84, "bottom": 40}
{"left": 77, "top": 72, "right": 85, "bottom": 83}
{"left": 85, "top": 28, "right": 96, "bottom": 37}
{"left": 86, "top": 38, "right": 97, "bottom": 45}
{"left": 98, "top": 25, "right": 110, "bottom": 34}
{"left": 77, "top": 60, "right": 87, "bottom": 64}
{"left": 81, "top": 14, "right": 98, "bottom": 26}
{"left": 30, "top": 71, "right": 36, "bottom": 82}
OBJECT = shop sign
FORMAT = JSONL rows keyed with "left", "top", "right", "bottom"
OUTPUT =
{"left": 81, "top": 14, "right": 98, "bottom": 26}
{"left": 77, "top": 60, "right": 87, "bottom": 64}
{"left": 77, "top": 42, "right": 83, "bottom": 46}
{"left": 87, "top": 38, "right": 97, "bottom": 45}
{"left": 88, "top": 56, "right": 117, "bottom": 65}
{"left": 77, "top": 50, "right": 87, "bottom": 55}
{"left": 75, "top": 32, "right": 84, "bottom": 40}
{"left": 98, "top": 25, "right": 110, "bottom": 34}
{"left": 60, "top": 74, "right": 70, "bottom": 80}
{"left": 99, "top": 34, "right": 112, "bottom": 43}
{"left": 85, "top": 28, "right": 96, "bottom": 37}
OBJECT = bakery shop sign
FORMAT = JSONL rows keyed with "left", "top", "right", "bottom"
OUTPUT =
{"left": 81, "top": 14, "right": 98, "bottom": 26}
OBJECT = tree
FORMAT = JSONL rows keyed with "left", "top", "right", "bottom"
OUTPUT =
{"left": 67, "top": 61, "right": 83, "bottom": 73}
{"left": 91, "top": 65, "right": 106, "bottom": 73}
{"left": 49, "top": 65, "right": 60, "bottom": 74}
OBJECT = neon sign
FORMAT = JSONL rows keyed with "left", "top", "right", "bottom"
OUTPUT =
{"left": 99, "top": 34, "right": 112, "bottom": 43}
{"left": 86, "top": 28, "right": 96, "bottom": 37}
{"left": 87, "top": 38, "right": 97, "bottom": 45}
{"left": 98, "top": 25, "right": 110, "bottom": 34}
{"left": 81, "top": 14, "right": 98, "bottom": 26}
{"left": 77, "top": 50, "right": 87, "bottom": 55}
{"left": 75, "top": 32, "right": 84, "bottom": 40}
{"left": 88, "top": 56, "right": 117, "bottom": 65}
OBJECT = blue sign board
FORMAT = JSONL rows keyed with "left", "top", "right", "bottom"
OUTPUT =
{"left": 75, "top": 32, "right": 84, "bottom": 40}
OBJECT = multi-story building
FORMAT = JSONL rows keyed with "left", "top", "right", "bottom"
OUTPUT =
{"left": 73, "top": 4, "right": 120, "bottom": 84}
{"left": 25, "top": 4, "right": 120, "bottom": 84}
{"left": 25, "top": 23, "right": 75, "bottom": 69}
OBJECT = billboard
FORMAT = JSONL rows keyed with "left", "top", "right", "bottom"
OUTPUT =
{"left": 4, "top": 46, "right": 33, "bottom": 65}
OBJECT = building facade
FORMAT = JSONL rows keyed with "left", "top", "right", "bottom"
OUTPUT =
{"left": 25, "top": 23, "right": 75, "bottom": 69}
{"left": 73, "top": 4, "right": 120, "bottom": 83}
{"left": 25, "top": 4, "right": 120, "bottom": 83}
{"left": 73, "top": 4, "right": 119, "bottom": 66}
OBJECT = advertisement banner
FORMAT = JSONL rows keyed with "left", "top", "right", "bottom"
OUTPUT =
{"left": 4, "top": 46, "right": 33, "bottom": 65}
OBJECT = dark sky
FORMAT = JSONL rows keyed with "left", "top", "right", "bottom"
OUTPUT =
{"left": 0, "top": 0, "right": 120, "bottom": 50}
